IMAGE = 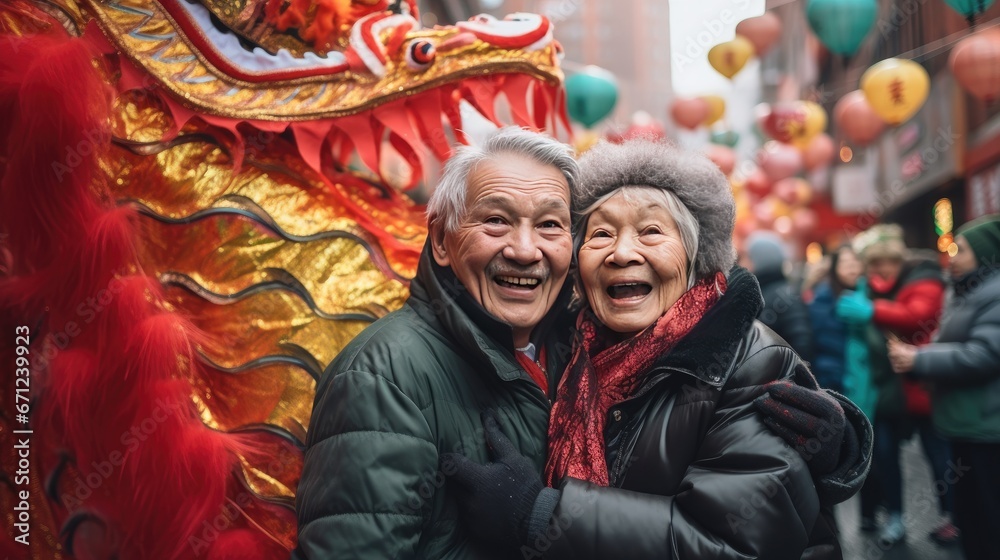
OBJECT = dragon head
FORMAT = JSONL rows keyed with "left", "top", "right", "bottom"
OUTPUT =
{"left": 64, "top": 0, "right": 569, "bottom": 190}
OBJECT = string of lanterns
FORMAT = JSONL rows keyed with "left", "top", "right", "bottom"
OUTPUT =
{"left": 559, "top": 2, "right": 1000, "bottom": 243}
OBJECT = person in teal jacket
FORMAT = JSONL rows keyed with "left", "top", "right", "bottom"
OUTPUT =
{"left": 840, "top": 275, "right": 877, "bottom": 421}
{"left": 889, "top": 214, "right": 1000, "bottom": 560}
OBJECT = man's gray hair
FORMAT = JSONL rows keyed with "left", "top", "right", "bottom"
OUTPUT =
{"left": 574, "top": 139, "right": 736, "bottom": 280}
{"left": 574, "top": 187, "right": 700, "bottom": 290}
{"left": 427, "top": 127, "right": 580, "bottom": 232}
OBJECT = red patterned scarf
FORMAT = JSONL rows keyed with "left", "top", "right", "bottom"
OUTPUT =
{"left": 545, "top": 272, "right": 726, "bottom": 487}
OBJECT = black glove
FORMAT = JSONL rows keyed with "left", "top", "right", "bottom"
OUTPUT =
{"left": 441, "top": 409, "right": 558, "bottom": 549}
{"left": 754, "top": 380, "right": 847, "bottom": 476}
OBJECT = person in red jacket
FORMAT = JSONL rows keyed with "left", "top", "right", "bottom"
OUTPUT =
{"left": 836, "top": 224, "right": 956, "bottom": 546}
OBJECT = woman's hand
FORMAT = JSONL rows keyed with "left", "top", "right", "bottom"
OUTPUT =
{"left": 754, "top": 381, "right": 846, "bottom": 476}
{"left": 441, "top": 409, "right": 556, "bottom": 549}
{"left": 887, "top": 338, "right": 917, "bottom": 373}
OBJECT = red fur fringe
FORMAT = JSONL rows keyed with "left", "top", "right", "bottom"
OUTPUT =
{"left": 0, "top": 32, "right": 248, "bottom": 559}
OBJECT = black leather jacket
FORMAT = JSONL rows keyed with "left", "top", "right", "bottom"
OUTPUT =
{"left": 532, "top": 268, "right": 868, "bottom": 560}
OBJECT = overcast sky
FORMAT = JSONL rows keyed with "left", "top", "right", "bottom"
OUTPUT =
{"left": 669, "top": 0, "right": 765, "bottom": 96}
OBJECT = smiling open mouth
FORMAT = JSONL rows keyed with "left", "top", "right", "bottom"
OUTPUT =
{"left": 607, "top": 282, "right": 652, "bottom": 299}
{"left": 495, "top": 275, "right": 541, "bottom": 289}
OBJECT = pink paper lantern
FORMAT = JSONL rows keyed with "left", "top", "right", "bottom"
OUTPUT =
{"left": 706, "top": 145, "right": 736, "bottom": 176}
{"left": 736, "top": 13, "right": 783, "bottom": 57}
{"left": 949, "top": 29, "right": 1000, "bottom": 103}
{"left": 834, "top": 90, "right": 885, "bottom": 146}
{"left": 802, "top": 133, "right": 836, "bottom": 171}
{"left": 792, "top": 207, "right": 819, "bottom": 233}
{"left": 670, "top": 97, "right": 711, "bottom": 130}
{"left": 757, "top": 141, "right": 803, "bottom": 181}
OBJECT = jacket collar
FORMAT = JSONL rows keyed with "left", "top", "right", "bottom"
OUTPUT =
{"left": 407, "top": 241, "right": 574, "bottom": 382}
{"left": 647, "top": 266, "right": 764, "bottom": 388}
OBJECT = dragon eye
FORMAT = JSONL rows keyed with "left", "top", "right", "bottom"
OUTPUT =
{"left": 406, "top": 39, "right": 436, "bottom": 71}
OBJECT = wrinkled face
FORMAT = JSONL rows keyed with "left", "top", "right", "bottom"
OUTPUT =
{"left": 578, "top": 189, "right": 690, "bottom": 335}
{"left": 949, "top": 235, "right": 977, "bottom": 278}
{"left": 835, "top": 248, "right": 863, "bottom": 289}
{"left": 868, "top": 256, "right": 903, "bottom": 283}
{"left": 431, "top": 155, "right": 572, "bottom": 346}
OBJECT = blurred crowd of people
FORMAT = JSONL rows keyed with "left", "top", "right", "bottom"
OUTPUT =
{"left": 742, "top": 215, "right": 1000, "bottom": 560}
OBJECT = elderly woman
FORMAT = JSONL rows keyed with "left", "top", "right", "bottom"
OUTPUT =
{"left": 444, "top": 139, "right": 869, "bottom": 559}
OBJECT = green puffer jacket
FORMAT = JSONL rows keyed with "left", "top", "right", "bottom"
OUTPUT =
{"left": 291, "top": 246, "right": 574, "bottom": 559}
{"left": 911, "top": 268, "right": 1000, "bottom": 442}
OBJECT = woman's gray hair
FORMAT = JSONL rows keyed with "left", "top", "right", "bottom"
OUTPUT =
{"left": 574, "top": 187, "right": 700, "bottom": 290}
{"left": 427, "top": 127, "right": 580, "bottom": 232}
{"left": 574, "top": 139, "right": 736, "bottom": 280}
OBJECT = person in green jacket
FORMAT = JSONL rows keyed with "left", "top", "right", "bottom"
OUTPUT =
{"left": 292, "top": 128, "right": 864, "bottom": 559}
{"left": 888, "top": 214, "right": 1000, "bottom": 560}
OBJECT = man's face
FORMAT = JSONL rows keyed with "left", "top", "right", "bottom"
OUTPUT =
{"left": 431, "top": 154, "right": 572, "bottom": 347}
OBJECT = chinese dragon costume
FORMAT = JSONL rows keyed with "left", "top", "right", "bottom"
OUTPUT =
{"left": 0, "top": 0, "right": 568, "bottom": 555}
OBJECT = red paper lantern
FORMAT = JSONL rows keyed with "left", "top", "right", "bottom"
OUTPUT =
{"left": 833, "top": 90, "right": 885, "bottom": 146}
{"left": 745, "top": 169, "right": 772, "bottom": 197}
{"left": 949, "top": 29, "right": 1000, "bottom": 103}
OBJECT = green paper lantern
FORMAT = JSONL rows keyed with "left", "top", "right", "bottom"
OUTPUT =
{"left": 565, "top": 67, "right": 618, "bottom": 129}
{"left": 943, "top": 0, "right": 996, "bottom": 19}
{"left": 710, "top": 130, "right": 740, "bottom": 147}
{"left": 806, "top": 0, "right": 877, "bottom": 56}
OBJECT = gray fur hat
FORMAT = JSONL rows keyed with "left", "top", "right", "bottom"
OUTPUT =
{"left": 575, "top": 139, "right": 737, "bottom": 279}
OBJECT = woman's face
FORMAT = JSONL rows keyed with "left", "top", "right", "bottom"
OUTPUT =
{"left": 578, "top": 189, "right": 689, "bottom": 335}
{"left": 835, "top": 248, "right": 862, "bottom": 289}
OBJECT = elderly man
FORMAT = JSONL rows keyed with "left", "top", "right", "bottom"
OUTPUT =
{"left": 292, "top": 127, "right": 580, "bottom": 559}
{"left": 293, "top": 128, "right": 868, "bottom": 559}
